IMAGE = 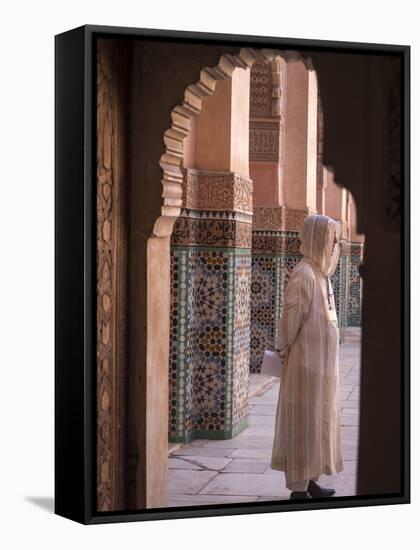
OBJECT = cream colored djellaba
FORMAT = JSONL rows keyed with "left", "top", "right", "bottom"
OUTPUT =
{"left": 271, "top": 214, "right": 344, "bottom": 488}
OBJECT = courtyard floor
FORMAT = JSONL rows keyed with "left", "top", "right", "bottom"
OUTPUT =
{"left": 168, "top": 327, "right": 361, "bottom": 506}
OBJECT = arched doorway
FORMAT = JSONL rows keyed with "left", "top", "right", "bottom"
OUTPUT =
{"left": 156, "top": 46, "right": 365, "bottom": 503}
{"left": 149, "top": 48, "right": 314, "bottom": 507}
{"left": 95, "top": 37, "right": 400, "bottom": 504}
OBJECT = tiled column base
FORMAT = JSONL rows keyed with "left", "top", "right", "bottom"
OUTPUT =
{"left": 169, "top": 208, "right": 252, "bottom": 443}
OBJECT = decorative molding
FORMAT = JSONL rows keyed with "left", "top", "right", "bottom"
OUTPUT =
{"left": 252, "top": 206, "right": 313, "bottom": 231}
{"left": 178, "top": 207, "right": 252, "bottom": 224}
{"left": 171, "top": 215, "right": 252, "bottom": 248}
{"left": 250, "top": 60, "right": 272, "bottom": 117}
{"left": 250, "top": 57, "right": 286, "bottom": 118}
{"left": 253, "top": 206, "right": 284, "bottom": 230}
{"left": 252, "top": 230, "right": 301, "bottom": 255}
{"left": 249, "top": 119, "right": 284, "bottom": 163}
{"left": 249, "top": 57, "right": 287, "bottom": 164}
{"left": 181, "top": 169, "right": 253, "bottom": 214}
{"left": 284, "top": 208, "right": 316, "bottom": 231}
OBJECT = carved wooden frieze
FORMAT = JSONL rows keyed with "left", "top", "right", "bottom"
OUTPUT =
{"left": 96, "top": 40, "right": 128, "bottom": 513}
{"left": 97, "top": 44, "right": 114, "bottom": 513}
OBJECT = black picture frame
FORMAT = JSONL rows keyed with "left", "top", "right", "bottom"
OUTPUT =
{"left": 55, "top": 24, "right": 410, "bottom": 525}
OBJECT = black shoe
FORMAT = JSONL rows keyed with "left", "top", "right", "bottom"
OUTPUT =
{"left": 307, "top": 479, "right": 336, "bottom": 498}
{"left": 290, "top": 491, "right": 312, "bottom": 500}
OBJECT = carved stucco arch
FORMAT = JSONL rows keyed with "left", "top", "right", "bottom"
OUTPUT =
{"left": 154, "top": 47, "right": 314, "bottom": 237}
{"left": 144, "top": 46, "right": 315, "bottom": 508}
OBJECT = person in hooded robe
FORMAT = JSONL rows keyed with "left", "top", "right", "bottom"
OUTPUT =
{"left": 271, "top": 214, "right": 344, "bottom": 499}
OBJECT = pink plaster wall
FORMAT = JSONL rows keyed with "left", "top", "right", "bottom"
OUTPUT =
{"left": 230, "top": 68, "right": 250, "bottom": 177}
{"left": 194, "top": 68, "right": 250, "bottom": 176}
{"left": 325, "top": 168, "right": 347, "bottom": 222}
{"left": 317, "top": 169, "right": 326, "bottom": 214}
{"left": 183, "top": 114, "right": 196, "bottom": 169}
{"left": 282, "top": 61, "right": 318, "bottom": 212}
{"left": 250, "top": 162, "right": 282, "bottom": 206}
{"left": 195, "top": 78, "right": 231, "bottom": 171}
{"left": 306, "top": 69, "right": 318, "bottom": 212}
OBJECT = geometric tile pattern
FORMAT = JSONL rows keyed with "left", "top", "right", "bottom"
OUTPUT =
{"left": 169, "top": 238, "right": 252, "bottom": 443}
{"left": 250, "top": 255, "right": 278, "bottom": 372}
{"left": 331, "top": 253, "right": 351, "bottom": 340}
{"left": 347, "top": 244, "right": 363, "bottom": 327}
{"left": 250, "top": 230, "right": 301, "bottom": 373}
{"left": 232, "top": 254, "right": 252, "bottom": 433}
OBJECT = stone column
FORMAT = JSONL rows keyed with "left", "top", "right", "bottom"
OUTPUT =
{"left": 250, "top": 58, "right": 319, "bottom": 372}
{"left": 278, "top": 61, "right": 319, "bottom": 343}
{"left": 169, "top": 68, "right": 252, "bottom": 442}
{"left": 283, "top": 59, "right": 318, "bottom": 214}
{"left": 249, "top": 58, "right": 286, "bottom": 373}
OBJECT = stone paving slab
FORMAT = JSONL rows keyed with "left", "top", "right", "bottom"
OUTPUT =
{"left": 203, "top": 436, "right": 275, "bottom": 449}
{"left": 168, "top": 494, "right": 259, "bottom": 507}
{"left": 222, "top": 458, "right": 271, "bottom": 473}
{"left": 248, "top": 374, "right": 278, "bottom": 398}
{"left": 198, "top": 472, "right": 291, "bottom": 498}
{"left": 169, "top": 455, "right": 233, "bottom": 471}
{"left": 343, "top": 460, "right": 358, "bottom": 474}
{"left": 248, "top": 405, "right": 277, "bottom": 416}
{"left": 168, "top": 457, "right": 202, "bottom": 470}
{"left": 228, "top": 448, "right": 274, "bottom": 460}
{"left": 172, "top": 446, "right": 236, "bottom": 457}
{"left": 341, "top": 416, "right": 359, "bottom": 427}
{"left": 248, "top": 415, "right": 276, "bottom": 426}
{"left": 168, "top": 469, "right": 219, "bottom": 494}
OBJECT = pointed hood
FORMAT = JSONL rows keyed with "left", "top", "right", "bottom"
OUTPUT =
{"left": 299, "top": 214, "right": 341, "bottom": 277}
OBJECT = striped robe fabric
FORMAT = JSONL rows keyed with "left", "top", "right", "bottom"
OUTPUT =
{"left": 271, "top": 214, "right": 344, "bottom": 485}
